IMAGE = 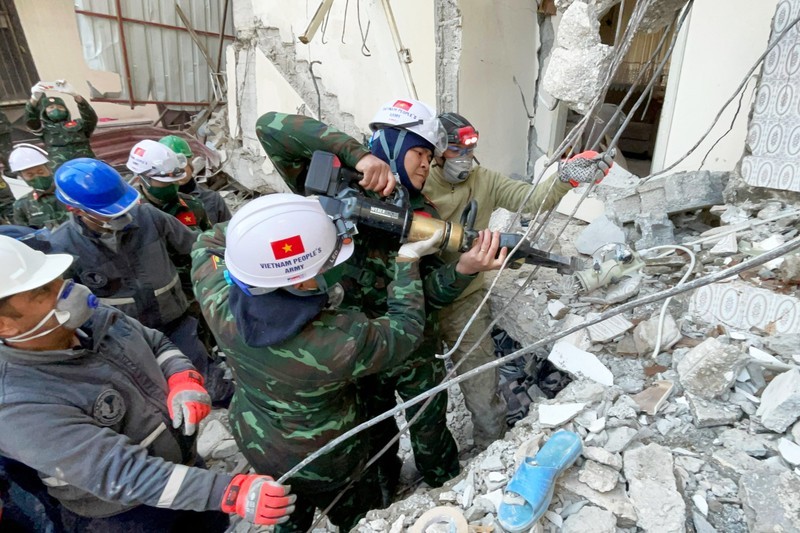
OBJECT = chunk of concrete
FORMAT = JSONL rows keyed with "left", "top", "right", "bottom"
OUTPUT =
{"left": 549, "top": 342, "right": 614, "bottom": 386}
{"left": 756, "top": 368, "right": 800, "bottom": 432}
{"left": 709, "top": 233, "right": 738, "bottom": 256}
{"left": 739, "top": 461, "right": 800, "bottom": 532}
{"left": 548, "top": 300, "right": 569, "bottom": 320}
{"left": 677, "top": 337, "right": 748, "bottom": 399}
{"left": 583, "top": 446, "right": 623, "bottom": 470}
{"left": 574, "top": 215, "right": 626, "bottom": 256}
{"left": 718, "top": 428, "right": 768, "bottom": 458}
{"left": 560, "top": 314, "right": 593, "bottom": 350}
{"left": 561, "top": 505, "right": 617, "bottom": 533}
{"left": 539, "top": 402, "right": 586, "bottom": 428}
{"left": 555, "top": 1, "right": 602, "bottom": 49}
{"left": 586, "top": 313, "right": 634, "bottom": 343}
{"left": 579, "top": 459, "right": 619, "bottom": 492}
{"left": 558, "top": 470, "right": 638, "bottom": 526}
{"left": 197, "top": 419, "right": 234, "bottom": 459}
{"left": 635, "top": 212, "right": 676, "bottom": 250}
{"left": 778, "top": 438, "right": 800, "bottom": 466}
{"left": 631, "top": 381, "right": 674, "bottom": 415}
{"left": 557, "top": 380, "right": 607, "bottom": 403}
{"left": 686, "top": 393, "right": 742, "bottom": 428}
{"left": 624, "top": 444, "right": 686, "bottom": 533}
{"left": 604, "top": 427, "right": 638, "bottom": 454}
{"left": 633, "top": 313, "right": 681, "bottom": 355}
{"left": 556, "top": 189, "right": 607, "bottom": 222}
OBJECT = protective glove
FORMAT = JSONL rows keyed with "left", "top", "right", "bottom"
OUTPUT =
{"left": 30, "top": 82, "right": 46, "bottom": 101}
{"left": 398, "top": 229, "right": 444, "bottom": 260}
{"left": 558, "top": 150, "right": 614, "bottom": 187}
{"left": 167, "top": 369, "right": 211, "bottom": 436}
{"left": 220, "top": 474, "right": 296, "bottom": 526}
{"left": 54, "top": 80, "right": 79, "bottom": 97}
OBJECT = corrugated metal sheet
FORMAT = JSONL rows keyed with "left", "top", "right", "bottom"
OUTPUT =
{"left": 74, "top": 0, "right": 234, "bottom": 110}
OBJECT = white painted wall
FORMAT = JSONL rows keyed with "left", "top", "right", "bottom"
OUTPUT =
{"left": 458, "top": 0, "right": 540, "bottom": 178}
{"left": 232, "top": 0, "right": 435, "bottom": 135}
{"left": 652, "top": 0, "right": 780, "bottom": 173}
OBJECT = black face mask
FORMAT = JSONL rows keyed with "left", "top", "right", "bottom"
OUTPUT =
{"left": 179, "top": 180, "right": 197, "bottom": 194}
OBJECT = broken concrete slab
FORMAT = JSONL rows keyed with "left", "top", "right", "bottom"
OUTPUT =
{"left": 585, "top": 313, "right": 634, "bottom": 343}
{"left": 559, "top": 314, "right": 594, "bottom": 350}
{"left": 557, "top": 380, "right": 608, "bottom": 403}
{"left": 548, "top": 299, "right": 569, "bottom": 319}
{"left": 690, "top": 281, "right": 800, "bottom": 334}
{"left": 635, "top": 212, "right": 676, "bottom": 250}
{"left": 583, "top": 446, "right": 623, "bottom": 470}
{"left": 739, "top": 461, "right": 800, "bottom": 533}
{"left": 538, "top": 402, "right": 586, "bottom": 428}
{"left": 709, "top": 233, "right": 738, "bottom": 256}
{"left": 604, "top": 426, "right": 638, "bottom": 454}
{"left": 778, "top": 438, "right": 800, "bottom": 466}
{"left": 555, "top": 1, "right": 602, "bottom": 49}
{"left": 578, "top": 459, "right": 619, "bottom": 492}
{"left": 756, "top": 368, "right": 800, "bottom": 432}
{"left": 561, "top": 504, "right": 617, "bottom": 533}
{"left": 624, "top": 444, "right": 686, "bottom": 533}
{"left": 686, "top": 393, "right": 743, "bottom": 428}
{"left": 607, "top": 171, "right": 729, "bottom": 224}
{"left": 558, "top": 470, "right": 638, "bottom": 526}
{"left": 631, "top": 380, "right": 674, "bottom": 415}
{"left": 633, "top": 313, "right": 681, "bottom": 355}
{"left": 574, "top": 215, "right": 626, "bottom": 256}
{"left": 197, "top": 419, "right": 234, "bottom": 459}
{"left": 719, "top": 428, "right": 769, "bottom": 458}
{"left": 676, "top": 337, "right": 748, "bottom": 399}
{"left": 549, "top": 342, "right": 614, "bottom": 386}
{"left": 556, "top": 188, "right": 607, "bottom": 223}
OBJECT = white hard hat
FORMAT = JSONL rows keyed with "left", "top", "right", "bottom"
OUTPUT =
{"left": 369, "top": 98, "right": 447, "bottom": 156}
{"left": 126, "top": 139, "right": 187, "bottom": 182}
{"left": 0, "top": 236, "right": 73, "bottom": 300}
{"left": 8, "top": 144, "right": 50, "bottom": 173}
{"left": 225, "top": 193, "right": 354, "bottom": 288}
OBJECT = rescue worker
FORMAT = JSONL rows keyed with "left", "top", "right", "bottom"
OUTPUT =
{"left": 192, "top": 192, "right": 446, "bottom": 531}
{"left": 47, "top": 158, "right": 230, "bottom": 404}
{"left": 8, "top": 144, "right": 68, "bottom": 230}
{"left": 424, "top": 111, "right": 613, "bottom": 447}
{"left": 25, "top": 81, "right": 97, "bottom": 168}
{"left": 255, "top": 100, "right": 507, "bottom": 500}
{"left": 0, "top": 110, "right": 14, "bottom": 223}
{"left": 0, "top": 236, "right": 294, "bottom": 531}
{"left": 159, "top": 135, "right": 232, "bottom": 225}
{"left": 127, "top": 139, "right": 211, "bottom": 232}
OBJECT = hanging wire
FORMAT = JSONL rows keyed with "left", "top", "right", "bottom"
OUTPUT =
{"left": 341, "top": 0, "right": 349, "bottom": 43}
{"left": 357, "top": 0, "right": 372, "bottom": 56}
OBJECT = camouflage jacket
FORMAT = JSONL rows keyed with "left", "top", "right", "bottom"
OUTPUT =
{"left": 191, "top": 223, "right": 426, "bottom": 490}
{"left": 256, "top": 112, "right": 474, "bottom": 368}
{"left": 136, "top": 185, "right": 211, "bottom": 232}
{"left": 191, "top": 184, "right": 232, "bottom": 225}
{"left": 25, "top": 96, "right": 97, "bottom": 167}
{"left": 12, "top": 192, "right": 69, "bottom": 229}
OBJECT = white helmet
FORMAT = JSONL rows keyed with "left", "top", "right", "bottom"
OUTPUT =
{"left": 225, "top": 193, "right": 354, "bottom": 289}
{"left": 9, "top": 144, "right": 50, "bottom": 173}
{"left": 0, "top": 235, "right": 73, "bottom": 299}
{"left": 126, "top": 139, "right": 187, "bottom": 182}
{"left": 369, "top": 98, "right": 447, "bottom": 156}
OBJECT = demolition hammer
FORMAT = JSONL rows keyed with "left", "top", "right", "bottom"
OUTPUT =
{"left": 305, "top": 150, "right": 578, "bottom": 274}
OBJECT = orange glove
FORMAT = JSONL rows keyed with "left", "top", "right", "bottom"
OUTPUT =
{"left": 167, "top": 370, "right": 211, "bottom": 436}
{"left": 220, "top": 474, "right": 296, "bottom": 526}
{"left": 559, "top": 150, "right": 613, "bottom": 187}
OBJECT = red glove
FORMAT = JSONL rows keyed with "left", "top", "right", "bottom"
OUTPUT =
{"left": 167, "top": 370, "right": 211, "bottom": 436}
{"left": 559, "top": 150, "right": 614, "bottom": 187}
{"left": 220, "top": 474, "right": 296, "bottom": 526}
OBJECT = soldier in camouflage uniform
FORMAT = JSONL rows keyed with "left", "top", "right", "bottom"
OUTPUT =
{"left": 8, "top": 144, "right": 68, "bottom": 229}
{"left": 25, "top": 82, "right": 97, "bottom": 169}
{"left": 191, "top": 193, "right": 442, "bottom": 531}
{"left": 0, "top": 110, "right": 15, "bottom": 223}
{"left": 255, "top": 103, "right": 507, "bottom": 497}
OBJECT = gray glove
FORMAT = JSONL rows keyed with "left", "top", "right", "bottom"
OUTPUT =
{"left": 398, "top": 229, "right": 444, "bottom": 260}
{"left": 558, "top": 151, "right": 613, "bottom": 186}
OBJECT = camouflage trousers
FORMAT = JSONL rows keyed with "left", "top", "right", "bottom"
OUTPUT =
{"left": 361, "top": 357, "right": 460, "bottom": 490}
{"left": 440, "top": 290, "right": 508, "bottom": 449}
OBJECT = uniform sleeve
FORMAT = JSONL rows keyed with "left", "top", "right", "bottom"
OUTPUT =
{"left": 0, "top": 404, "right": 232, "bottom": 512}
{"left": 345, "top": 260, "right": 427, "bottom": 377}
{"left": 255, "top": 112, "right": 370, "bottom": 192}
{"left": 420, "top": 256, "right": 474, "bottom": 311}
{"left": 213, "top": 195, "right": 232, "bottom": 224}
{"left": 11, "top": 200, "right": 28, "bottom": 227}
{"left": 121, "top": 312, "right": 196, "bottom": 378}
{"left": 147, "top": 203, "right": 198, "bottom": 255}
{"left": 77, "top": 98, "right": 98, "bottom": 136}
{"left": 487, "top": 167, "right": 572, "bottom": 216}
{"left": 24, "top": 99, "right": 43, "bottom": 136}
{"left": 191, "top": 223, "right": 234, "bottom": 341}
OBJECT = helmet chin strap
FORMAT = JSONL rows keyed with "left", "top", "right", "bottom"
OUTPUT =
{"left": 378, "top": 129, "right": 407, "bottom": 176}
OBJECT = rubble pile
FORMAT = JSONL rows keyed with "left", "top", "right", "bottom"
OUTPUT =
{"left": 351, "top": 170, "right": 800, "bottom": 532}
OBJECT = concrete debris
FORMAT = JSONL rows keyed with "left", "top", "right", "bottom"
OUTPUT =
{"left": 739, "top": 461, "right": 800, "bottom": 532}
{"left": 778, "top": 437, "right": 800, "bottom": 466}
{"left": 624, "top": 444, "right": 686, "bottom": 532}
{"left": 585, "top": 313, "right": 634, "bottom": 343}
{"left": 632, "top": 312, "right": 681, "bottom": 355}
{"left": 578, "top": 459, "right": 619, "bottom": 492}
{"left": 635, "top": 212, "right": 676, "bottom": 250}
{"left": 718, "top": 428, "right": 769, "bottom": 458}
{"left": 556, "top": 189, "right": 607, "bottom": 223}
{"left": 197, "top": 419, "right": 235, "bottom": 459}
{"left": 676, "top": 337, "right": 748, "bottom": 399}
{"left": 756, "top": 368, "right": 800, "bottom": 432}
{"left": 549, "top": 342, "right": 614, "bottom": 386}
{"left": 538, "top": 402, "right": 586, "bottom": 428}
{"left": 686, "top": 393, "right": 743, "bottom": 428}
{"left": 559, "top": 470, "right": 638, "bottom": 526}
{"left": 547, "top": 299, "right": 569, "bottom": 319}
{"left": 542, "top": 3, "right": 612, "bottom": 114}
{"left": 631, "top": 380, "right": 674, "bottom": 415}
{"left": 640, "top": 0, "right": 691, "bottom": 31}
{"left": 709, "top": 233, "right": 739, "bottom": 255}
{"left": 561, "top": 505, "right": 617, "bottom": 533}
{"left": 574, "top": 215, "right": 626, "bottom": 256}
{"left": 554, "top": 0, "right": 621, "bottom": 17}
{"left": 604, "top": 427, "right": 639, "bottom": 454}
{"left": 583, "top": 446, "right": 623, "bottom": 470}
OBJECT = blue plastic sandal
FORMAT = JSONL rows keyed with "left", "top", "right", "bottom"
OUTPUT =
{"left": 498, "top": 430, "right": 583, "bottom": 532}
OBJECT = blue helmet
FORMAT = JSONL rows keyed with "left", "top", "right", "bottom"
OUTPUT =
{"left": 55, "top": 158, "right": 140, "bottom": 216}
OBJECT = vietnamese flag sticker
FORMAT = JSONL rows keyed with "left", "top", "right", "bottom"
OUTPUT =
{"left": 393, "top": 100, "right": 412, "bottom": 111}
{"left": 271, "top": 235, "right": 305, "bottom": 260}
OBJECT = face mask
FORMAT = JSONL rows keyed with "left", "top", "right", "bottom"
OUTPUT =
{"left": 46, "top": 108, "right": 69, "bottom": 122}
{"left": 29, "top": 175, "right": 54, "bottom": 191}
{"left": 5, "top": 281, "right": 98, "bottom": 343}
{"left": 442, "top": 157, "right": 474, "bottom": 184}
{"left": 82, "top": 212, "right": 133, "bottom": 233}
{"left": 146, "top": 183, "right": 179, "bottom": 203}
{"left": 179, "top": 179, "right": 197, "bottom": 194}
